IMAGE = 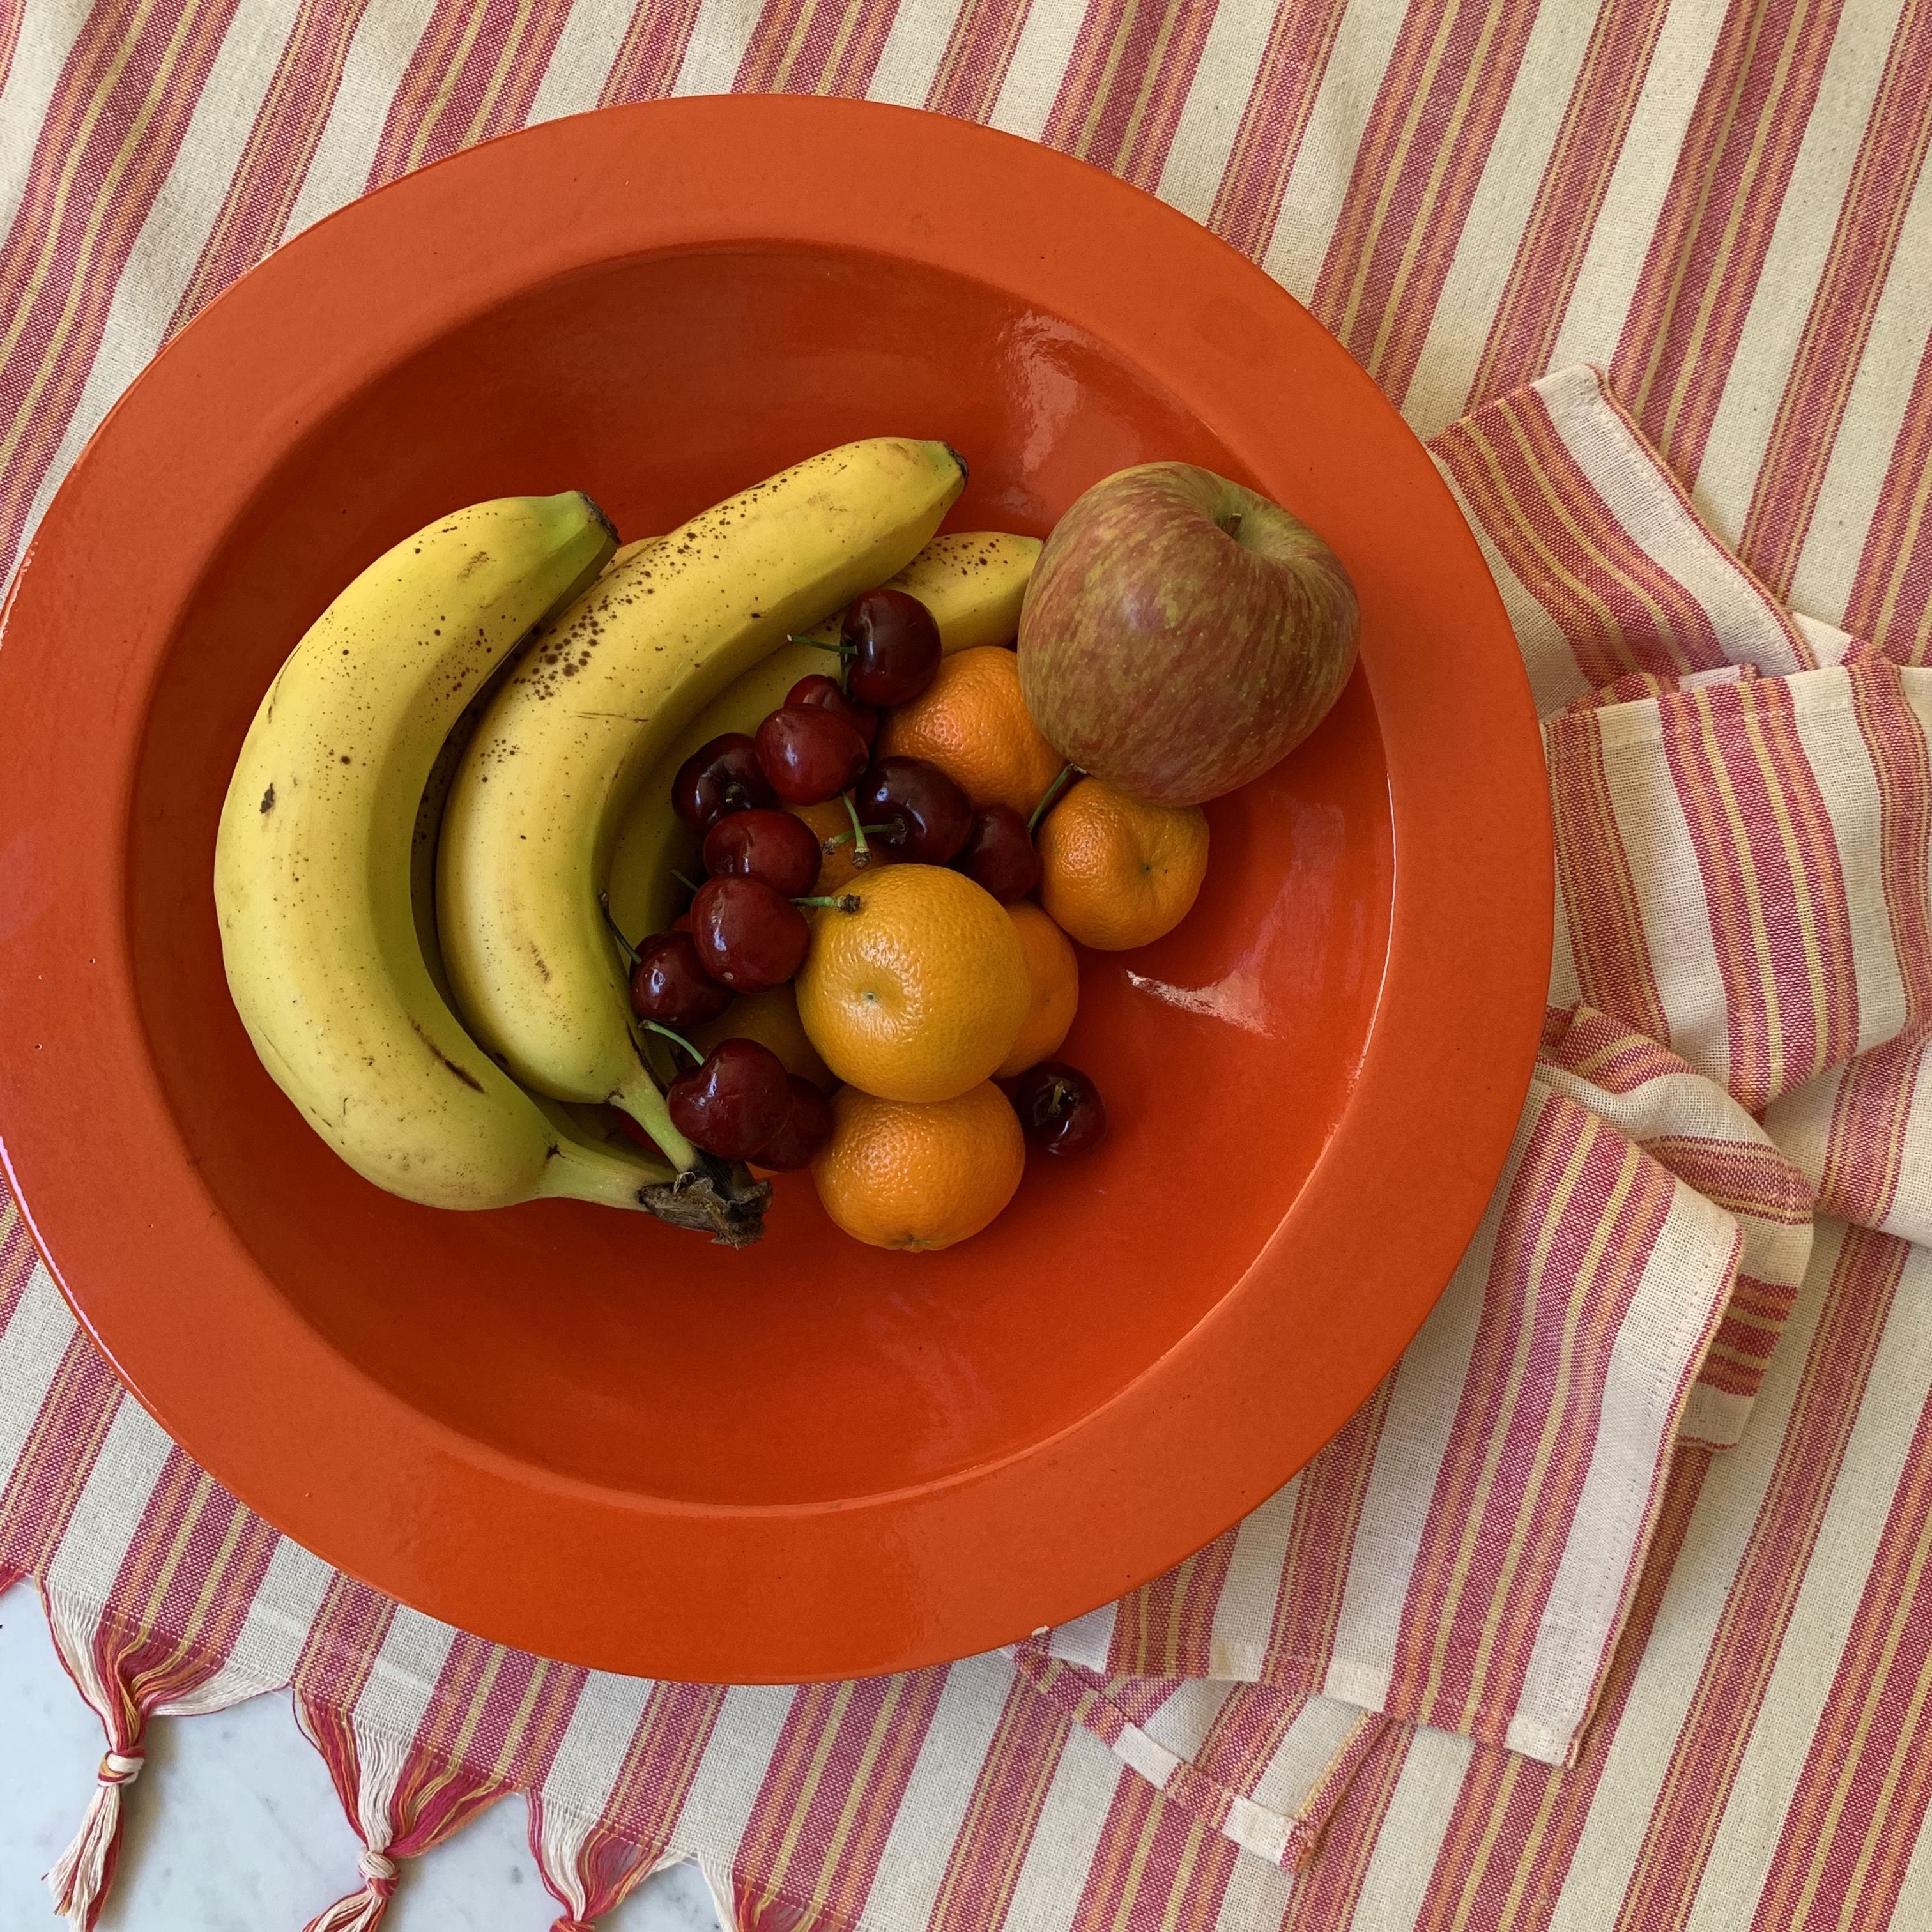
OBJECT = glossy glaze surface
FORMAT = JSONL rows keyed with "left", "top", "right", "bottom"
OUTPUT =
{"left": 0, "top": 99, "right": 1551, "bottom": 1680}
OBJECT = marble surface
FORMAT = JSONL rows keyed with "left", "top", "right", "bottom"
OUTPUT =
{"left": 0, "top": 1582, "right": 724, "bottom": 1931}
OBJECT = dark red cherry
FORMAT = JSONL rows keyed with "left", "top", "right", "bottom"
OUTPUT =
{"left": 666, "top": 1038, "right": 791, "bottom": 1160}
{"left": 842, "top": 588, "right": 942, "bottom": 705}
{"left": 751, "top": 1076, "right": 835, "bottom": 1171}
{"left": 1013, "top": 1061, "right": 1108, "bottom": 1157}
{"left": 702, "top": 808, "right": 823, "bottom": 898}
{"left": 672, "top": 733, "right": 774, "bottom": 832}
{"left": 755, "top": 705, "right": 870, "bottom": 806}
{"left": 689, "top": 875, "right": 809, "bottom": 992}
{"left": 954, "top": 804, "right": 1039, "bottom": 903}
{"left": 628, "top": 930, "right": 732, "bottom": 1028}
{"left": 855, "top": 756, "right": 972, "bottom": 864}
{"left": 786, "top": 673, "right": 878, "bottom": 748}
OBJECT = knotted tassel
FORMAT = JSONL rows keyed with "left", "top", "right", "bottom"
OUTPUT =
{"left": 45, "top": 1749, "right": 144, "bottom": 1927}
{"left": 550, "top": 1918, "right": 597, "bottom": 1932}
{"left": 303, "top": 1847, "right": 400, "bottom": 1932}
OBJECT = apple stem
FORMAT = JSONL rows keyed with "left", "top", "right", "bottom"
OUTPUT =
{"left": 645, "top": 1021, "right": 703, "bottom": 1063}
{"left": 1029, "top": 763, "right": 1079, "bottom": 835}
{"left": 598, "top": 891, "right": 638, "bottom": 968}
{"left": 841, "top": 789, "right": 872, "bottom": 866}
{"left": 1223, "top": 512, "right": 1244, "bottom": 541}
{"left": 794, "top": 894, "right": 862, "bottom": 913}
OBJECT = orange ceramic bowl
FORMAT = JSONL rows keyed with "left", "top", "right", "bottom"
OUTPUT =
{"left": 0, "top": 99, "right": 1549, "bottom": 1681}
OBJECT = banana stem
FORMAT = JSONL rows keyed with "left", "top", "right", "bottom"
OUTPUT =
{"left": 612, "top": 1062, "right": 702, "bottom": 1172}
{"left": 1029, "top": 763, "right": 1079, "bottom": 835}
{"left": 534, "top": 1132, "right": 676, "bottom": 1211}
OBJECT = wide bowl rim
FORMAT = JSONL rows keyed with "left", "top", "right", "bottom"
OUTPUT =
{"left": 0, "top": 96, "right": 1552, "bottom": 1681}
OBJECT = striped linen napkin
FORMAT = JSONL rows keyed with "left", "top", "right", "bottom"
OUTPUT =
{"left": 5, "top": 3, "right": 1932, "bottom": 1931}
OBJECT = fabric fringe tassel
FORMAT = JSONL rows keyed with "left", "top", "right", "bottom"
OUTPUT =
{"left": 45, "top": 1750, "right": 143, "bottom": 1928}
{"left": 303, "top": 1848, "right": 400, "bottom": 1932}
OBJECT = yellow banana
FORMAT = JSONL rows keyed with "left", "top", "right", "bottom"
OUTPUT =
{"left": 436, "top": 438, "right": 966, "bottom": 1161}
{"left": 215, "top": 494, "right": 704, "bottom": 1221}
{"left": 606, "top": 532, "right": 1041, "bottom": 941}
{"left": 891, "top": 530, "right": 1041, "bottom": 654}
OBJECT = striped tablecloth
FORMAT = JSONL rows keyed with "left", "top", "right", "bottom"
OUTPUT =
{"left": 4, "top": 4, "right": 1932, "bottom": 1931}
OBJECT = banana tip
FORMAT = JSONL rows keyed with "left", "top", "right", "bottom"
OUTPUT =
{"left": 581, "top": 491, "right": 618, "bottom": 546}
{"left": 942, "top": 442, "right": 969, "bottom": 487}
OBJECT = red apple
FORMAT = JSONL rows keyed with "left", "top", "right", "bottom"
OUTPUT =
{"left": 1017, "top": 463, "right": 1359, "bottom": 806}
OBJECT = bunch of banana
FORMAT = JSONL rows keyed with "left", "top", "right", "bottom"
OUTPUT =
{"left": 214, "top": 494, "right": 759, "bottom": 1238}
{"left": 435, "top": 438, "right": 967, "bottom": 1190}
{"left": 606, "top": 530, "right": 1041, "bottom": 941}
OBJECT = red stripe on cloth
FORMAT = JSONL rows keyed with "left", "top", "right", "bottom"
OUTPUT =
{"left": 1736, "top": 0, "right": 1932, "bottom": 597}
{"left": 1194, "top": 1683, "right": 1315, "bottom": 1800}
{"left": 733, "top": 0, "right": 901, "bottom": 97}
{"left": 1038, "top": 0, "right": 1216, "bottom": 192}
{"left": 1308, "top": 0, "right": 1544, "bottom": 406}
{"left": 1409, "top": 1450, "right": 1712, "bottom": 1932}
{"left": 923, "top": 0, "right": 1033, "bottom": 122}
{"left": 364, "top": 0, "right": 574, "bottom": 190}
{"left": 0, "top": 0, "right": 242, "bottom": 586}
{"left": 39, "top": 1453, "right": 280, "bottom": 1929}
{"left": 1545, "top": 719, "right": 1674, "bottom": 1053}
{"left": 1817, "top": 648, "right": 1932, "bottom": 1226}
{"left": 1609, "top": 0, "right": 1846, "bottom": 484}
{"left": 1642, "top": 1134, "right": 1809, "bottom": 1407}
{"left": 1469, "top": 0, "right": 1674, "bottom": 404}
{"left": 1066, "top": 1768, "right": 1240, "bottom": 1932}
{"left": 79, "top": 1450, "right": 279, "bottom": 1716}
{"left": 164, "top": 0, "right": 372, "bottom": 337}
{"left": 1204, "top": 0, "right": 1349, "bottom": 261}
{"left": 1261, "top": 1377, "right": 1395, "bottom": 1689}
{"left": 0, "top": 1336, "right": 123, "bottom": 1579}
{"left": 0, "top": 1192, "right": 38, "bottom": 1335}
{"left": 1437, "top": 387, "right": 1735, "bottom": 682}
{"left": 1541, "top": 1004, "right": 1688, "bottom": 1095}
{"left": 1108, "top": 1531, "right": 1236, "bottom": 1679}
{"left": 1280, "top": 1722, "right": 1411, "bottom": 1929}
{"left": 296, "top": 1633, "right": 543, "bottom": 1923}
{"left": 735, "top": 1670, "right": 950, "bottom": 1929}
{"left": 1387, "top": 1098, "right": 1680, "bottom": 1742}
{"left": 597, "top": 0, "right": 705, "bottom": 105}
{"left": 530, "top": 1682, "right": 728, "bottom": 1927}
{"left": 926, "top": 1672, "right": 1074, "bottom": 1932}
{"left": 1657, "top": 676, "right": 1859, "bottom": 1114}
{"left": 1843, "top": 331, "right": 1932, "bottom": 663}
{"left": 1612, "top": 1228, "right": 1909, "bottom": 1932}
{"left": 0, "top": 0, "right": 26, "bottom": 99}
{"left": 1749, "top": 1375, "right": 1932, "bottom": 1930}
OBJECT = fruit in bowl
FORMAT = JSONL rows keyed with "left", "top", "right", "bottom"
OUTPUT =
{"left": 1018, "top": 461, "right": 1360, "bottom": 806}
{"left": 213, "top": 426, "right": 1364, "bottom": 1255}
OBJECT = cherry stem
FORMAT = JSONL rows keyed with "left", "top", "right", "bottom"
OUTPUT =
{"left": 1029, "top": 763, "right": 1079, "bottom": 835}
{"left": 645, "top": 1021, "right": 703, "bottom": 1062}
{"left": 598, "top": 892, "right": 638, "bottom": 968}
{"left": 673, "top": 870, "right": 702, "bottom": 895}
{"left": 788, "top": 635, "right": 847, "bottom": 655}
{"left": 794, "top": 894, "right": 862, "bottom": 912}
{"left": 822, "top": 822, "right": 894, "bottom": 847}
{"left": 841, "top": 790, "right": 871, "bottom": 866}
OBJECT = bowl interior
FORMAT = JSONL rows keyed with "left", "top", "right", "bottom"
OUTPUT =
{"left": 129, "top": 245, "right": 1392, "bottom": 1509}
